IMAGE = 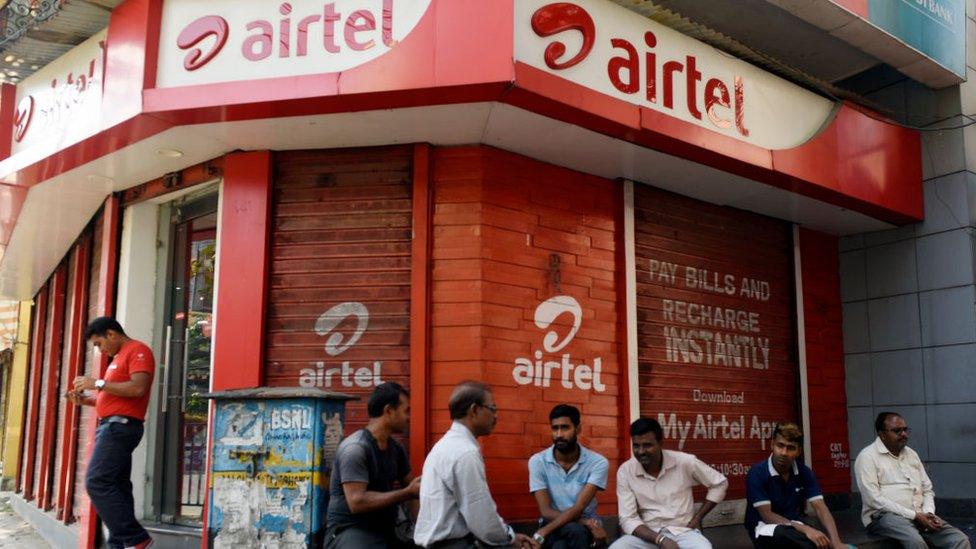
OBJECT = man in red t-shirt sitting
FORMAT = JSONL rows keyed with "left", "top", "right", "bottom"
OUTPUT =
{"left": 67, "top": 316, "right": 155, "bottom": 549}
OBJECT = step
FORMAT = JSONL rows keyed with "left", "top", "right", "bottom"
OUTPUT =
{"left": 143, "top": 522, "right": 203, "bottom": 549}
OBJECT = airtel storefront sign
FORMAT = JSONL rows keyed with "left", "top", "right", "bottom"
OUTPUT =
{"left": 11, "top": 31, "right": 107, "bottom": 156}
{"left": 515, "top": 0, "right": 835, "bottom": 150}
{"left": 155, "top": 0, "right": 434, "bottom": 88}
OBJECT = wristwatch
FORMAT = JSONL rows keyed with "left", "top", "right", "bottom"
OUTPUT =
{"left": 94, "top": 379, "right": 106, "bottom": 390}
{"left": 532, "top": 532, "right": 545, "bottom": 545}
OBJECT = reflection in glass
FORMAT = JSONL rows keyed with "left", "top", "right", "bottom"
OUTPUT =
{"left": 178, "top": 214, "right": 215, "bottom": 522}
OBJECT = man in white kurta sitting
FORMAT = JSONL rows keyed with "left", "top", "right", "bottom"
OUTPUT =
{"left": 611, "top": 418, "right": 728, "bottom": 549}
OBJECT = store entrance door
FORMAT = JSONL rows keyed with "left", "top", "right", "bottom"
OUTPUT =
{"left": 158, "top": 193, "right": 217, "bottom": 525}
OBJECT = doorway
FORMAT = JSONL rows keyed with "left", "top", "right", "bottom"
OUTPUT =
{"left": 157, "top": 193, "right": 217, "bottom": 525}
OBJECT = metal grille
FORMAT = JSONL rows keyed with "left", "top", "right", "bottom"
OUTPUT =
{"left": 0, "top": 0, "right": 63, "bottom": 50}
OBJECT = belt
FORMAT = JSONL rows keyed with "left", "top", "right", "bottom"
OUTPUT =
{"left": 99, "top": 415, "right": 142, "bottom": 425}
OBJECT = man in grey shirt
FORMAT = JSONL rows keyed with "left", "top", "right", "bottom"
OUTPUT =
{"left": 326, "top": 382, "right": 421, "bottom": 548}
{"left": 413, "top": 381, "right": 538, "bottom": 548}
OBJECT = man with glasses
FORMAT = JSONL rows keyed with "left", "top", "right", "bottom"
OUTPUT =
{"left": 854, "top": 412, "right": 970, "bottom": 548}
{"left": 413, "top": 381, "right": 538, "bottom": 548}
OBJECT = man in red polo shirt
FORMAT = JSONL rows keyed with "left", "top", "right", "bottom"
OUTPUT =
{"left": 67, "top": 316, "right": 155, "bottom": 549}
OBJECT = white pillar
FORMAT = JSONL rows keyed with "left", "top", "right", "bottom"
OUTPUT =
{"left": 792, "top": 224, "right": 813, "bottom": 463}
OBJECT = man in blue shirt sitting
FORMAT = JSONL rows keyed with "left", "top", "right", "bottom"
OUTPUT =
{"left": 528, "top": 404, "right": 610, "bottom": 548}
{"left": 745, "top": 423, "right": 849, "bottom": 549}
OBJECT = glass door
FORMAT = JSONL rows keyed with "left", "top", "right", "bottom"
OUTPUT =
{"left": 159, "top": 194, "right": 217, "bottom": 525}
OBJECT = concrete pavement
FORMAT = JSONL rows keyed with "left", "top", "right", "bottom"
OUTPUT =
{"left": 1, "top": 490, "right": 973, "bottom": 548}
{"left": 0, "top": 494, "right": 49, "bottom": 549}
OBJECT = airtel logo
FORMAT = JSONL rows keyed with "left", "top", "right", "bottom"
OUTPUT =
{"left": 300, "top": 301, "right": 383, "bottom": 388}
{"left": 529, "top": 1, "right": 750, "bottom": 137}
{"left": 531, "top": 2, "right": 595, "bottom": 70}
{"left": 534, "top": 294, "right": 582, "bottom": 353}
{"left": 314, "top": 301, "right": 369, "bottom": 356}
{"left": 13, "top": 96, "right": 34, "bottom": 143}
{"left": 12, "top": 39, "right": 104, "bottom": 145}
{"left": 177, "top": 15, "right": 229, "bottom": 71}
{"left": 513, "top": 295, "right": 606, "bottom": 392}
{"left": 170, "top": 0, "right": 433, "bottom": 77}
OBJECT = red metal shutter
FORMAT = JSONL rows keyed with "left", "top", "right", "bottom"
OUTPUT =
{"left": 20, "top": 283, "right": 47, "bottom": 498}
{"left": 267, "top": 147, "right": 413, "bottom": 434}
{"left": 72, "top": 213, "right": 103, "bottom": 522}
{"left": 32, "top": 276, "right": 58, "bottom": 497}
{"left": 47, "top": 251, "right": 78, "bottom": 509}
{"left": 57, "top": 232, "right": 91, "bottom": 519}
{"left": 634, "top": 184, "right": 797, "bottom": 499}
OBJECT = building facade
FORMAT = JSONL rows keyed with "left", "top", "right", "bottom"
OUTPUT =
{"left": 0, "top": 299, "right": 28, "bottom": 490}
{"left": 836, "top": 3, "right": 976, "bottom": 507}
{"left": 0, "top": 0, "right": 965, "bottom": 547}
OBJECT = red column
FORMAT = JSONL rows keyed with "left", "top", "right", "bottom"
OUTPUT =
{"left": 0, "top": 83, "right": 16, "bottom": 160}
{"left": 409, "top": 144, "right": 433, "bottom": 469}
{"left": 210, "top": 151, "right": 272, "bottom": 391}
{"left": 799, "top": 227, "right": 851, "bottom": 493}
{"left": 102, "top": 0, "right": 163, "bottom": 127}
{"left": 200, "top": 151, "right": 272, "bottom": 548}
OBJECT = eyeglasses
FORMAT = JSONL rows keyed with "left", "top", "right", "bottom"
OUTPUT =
{"left": 885, "top": 427, "right": 912, "bottom": 435}
{"left": 480, "top": 403, "right": 498, "bottom": 413}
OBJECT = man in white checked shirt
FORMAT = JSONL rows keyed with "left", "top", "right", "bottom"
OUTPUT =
{"left": 413, "top": 381, "right": 538, "bottom": 549}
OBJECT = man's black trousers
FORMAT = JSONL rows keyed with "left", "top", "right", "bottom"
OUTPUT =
{"left": 85, "top": 420, "right": 150, "bottom": 549}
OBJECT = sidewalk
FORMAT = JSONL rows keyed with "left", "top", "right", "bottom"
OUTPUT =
{"left": 699, "top": 508, "right": 976, "bottom": 548}
{"left": 0, "top": 494, "right": 49, "bottom": 549}
{"left": 1, "top": 489, "right": 972, "bottom": 548}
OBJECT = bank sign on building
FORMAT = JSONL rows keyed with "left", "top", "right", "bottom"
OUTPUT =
{"left": 0, "top": 0, "right": 928, "bottom": 547}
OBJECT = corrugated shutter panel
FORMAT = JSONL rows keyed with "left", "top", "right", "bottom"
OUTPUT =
{"left": 33, "top": 282, "right": 57, "bottom": 493}
{"left": 634, "top": 184, "right": 797, "bottom": 499}
{"left": 267, "top": 147, "right": 413, "bottom": 434}
{"left": 73, "top": 213, "right": 102, "bottom": 521}
{"left": 52, "top": 248, "right": 77, "bottom": 507}
{"left": 20, "top": 285, "right": 45, "bottom": 493}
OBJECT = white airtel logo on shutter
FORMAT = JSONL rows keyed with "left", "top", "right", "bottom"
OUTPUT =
{"left": 299, "top": 301, "right": 383, "bottom": 388}
{"left": 513, "top": 295, "right": 606, "bottom": 392}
